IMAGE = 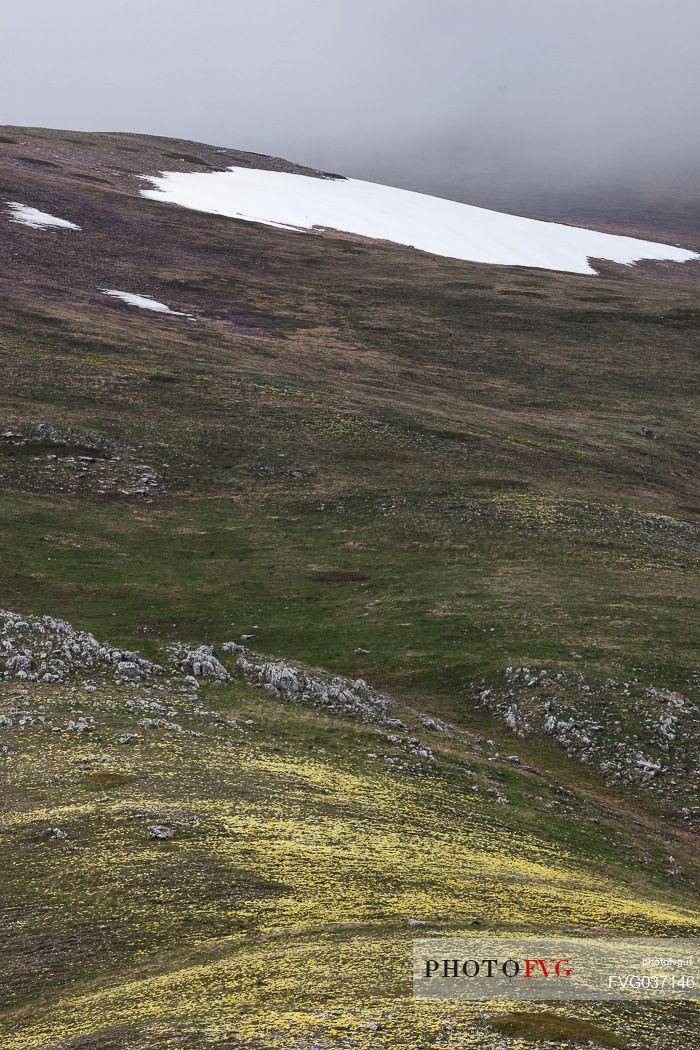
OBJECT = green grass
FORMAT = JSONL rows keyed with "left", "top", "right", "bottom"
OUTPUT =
{"left": 1, "top": 489, "right": 697, "bottom": 703}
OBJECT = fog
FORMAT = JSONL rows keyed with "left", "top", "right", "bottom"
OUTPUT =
{"left": 2, "top": 0, "right": 699, "bottom": 202}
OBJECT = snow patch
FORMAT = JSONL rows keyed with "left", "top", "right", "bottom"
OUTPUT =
{"left": 6, "top": 201, "right": 81, "bottom": 231}
{"left": 140, "top": 167, "right": 698, "bottom": 276}
{"left": 102, "top": 289, "right": 192, "bottom": 318}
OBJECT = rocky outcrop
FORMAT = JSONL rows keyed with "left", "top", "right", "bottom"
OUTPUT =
{"left": 0, "top": 609, "right": 162, "bottom": 683}
{"left": 479, "top": 665, "right": 699, "bottom": 796}
{"left": 174, "top": 645, "right": 229, "bottom": 682}
{"left": 232, "top": 652, "right": 400, "bottom": 726}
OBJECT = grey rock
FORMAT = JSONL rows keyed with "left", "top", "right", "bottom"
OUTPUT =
{"left": 116, "top": 661, "right": 142, "bottom": 679}
{"left": 178, "top": 646, "right": 229, "bottom": 682}
{"left": 147, "top": 824, "right": 174, "bottom": 840}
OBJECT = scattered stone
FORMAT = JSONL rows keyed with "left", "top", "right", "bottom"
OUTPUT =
{"left": 418, "top": 713, "right": 450, "bottom": 734}
{"left": 147, "top": 825, "right": 174, "bottom": 840}
{"left": 140, "top": 717, "right": 184, "bottom": 733}
{"left": 221, "top": 641, "right": 243, "bottom": 653}
{"left": 66, "top": 717, "right": 94, "bottom": 733}
{"left": 0, "top": 424, "right": 162, "bottom": 497}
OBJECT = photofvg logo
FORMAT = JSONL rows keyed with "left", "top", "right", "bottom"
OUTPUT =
{"left": 413, "top": 936, "right": 699, "bottom": 1001}
{"left": 426, "top": 956, "right": 573, "bottom": 981}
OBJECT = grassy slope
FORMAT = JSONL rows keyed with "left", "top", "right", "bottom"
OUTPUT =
{"left": 0, "top": 127, "right": 699, "bottom": 1048}
{"left": 2, "top": 678, "right": 699, "bottom": 1050}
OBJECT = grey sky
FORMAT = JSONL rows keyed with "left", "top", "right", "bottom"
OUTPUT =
{"left": 2, "top": 0, "right": 699, "bottom": 199}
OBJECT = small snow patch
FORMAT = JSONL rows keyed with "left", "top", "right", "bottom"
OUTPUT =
{"left": 6, "top": 201, "right": 80, "bottom": 231}
{"left": 102, "top": 289, "right": 192, "bottom": 318}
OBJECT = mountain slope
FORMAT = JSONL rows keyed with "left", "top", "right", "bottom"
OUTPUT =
{"left": 0, "top": 126, "right": 699, "bottom": 1049}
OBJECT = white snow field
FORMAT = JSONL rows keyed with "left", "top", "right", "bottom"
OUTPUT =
{"left": 141, "top": 167, "right": 698, "bottom": 276}
{"left": 6, "top": 201, "right": 81, "bottom": 231}
{"left": 102, "top": 289, "right": 192, "bottom": 317}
